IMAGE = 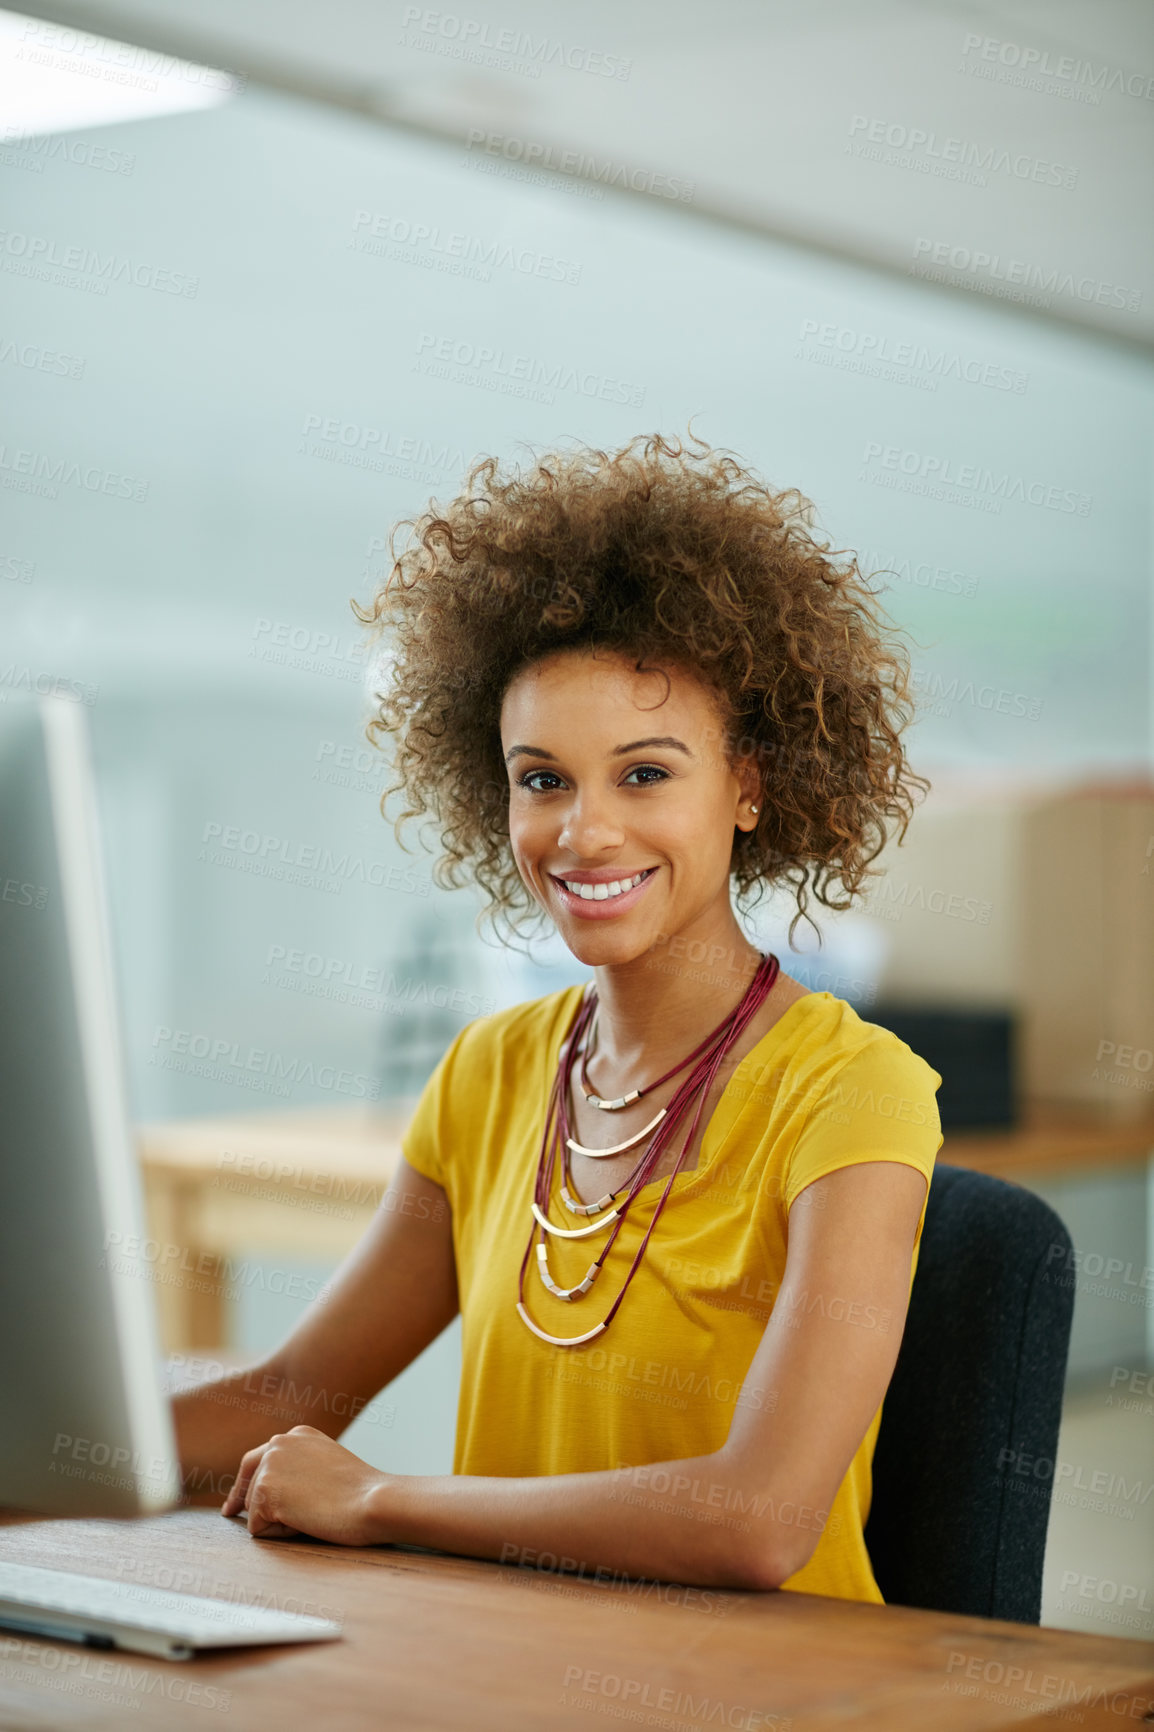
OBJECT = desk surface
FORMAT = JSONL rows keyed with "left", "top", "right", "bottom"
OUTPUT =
{"left": 1, "top": 1509, "right": 1152, "bottom": 1730}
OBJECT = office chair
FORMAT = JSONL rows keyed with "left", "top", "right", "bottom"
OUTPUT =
{"left": 864, "top": 1163, "right": 1075, "bottom": 1623}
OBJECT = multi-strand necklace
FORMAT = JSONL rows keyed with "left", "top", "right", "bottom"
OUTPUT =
{"left": 515, "top": 951, "right": 780, "bottom": 1346}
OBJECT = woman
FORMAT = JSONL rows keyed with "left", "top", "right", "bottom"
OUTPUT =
{"left": 176, "top": 431, "right": 942, "bottom": 1601}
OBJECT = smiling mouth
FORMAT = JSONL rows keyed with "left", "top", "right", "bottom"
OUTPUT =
{"left": 552, "top": 868, "right": 657, "bottom": 903}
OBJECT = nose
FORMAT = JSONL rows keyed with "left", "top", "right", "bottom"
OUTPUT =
{"left": 556, "top": 788, "right": 626, "bottom": 859}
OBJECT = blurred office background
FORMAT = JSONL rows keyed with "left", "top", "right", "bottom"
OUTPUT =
{"left": 1, "top": 0, "right": 1151, "bottom": 1637}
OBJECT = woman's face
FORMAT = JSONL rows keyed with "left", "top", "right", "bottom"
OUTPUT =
{"left": 499, "top": 649, "right": 758, "bottom": 968}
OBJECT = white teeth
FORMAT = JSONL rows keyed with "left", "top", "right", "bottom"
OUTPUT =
{"left": 560, "top": 871, "right": 648, "bottom": 901}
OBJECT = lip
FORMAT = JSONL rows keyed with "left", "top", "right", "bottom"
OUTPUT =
{"left": 548, "top": 866, "right": 658, "bottom": 921}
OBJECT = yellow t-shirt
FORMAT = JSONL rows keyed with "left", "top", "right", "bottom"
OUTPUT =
{"left": 401, "top": 986, "right": 943, "bottom": 1603}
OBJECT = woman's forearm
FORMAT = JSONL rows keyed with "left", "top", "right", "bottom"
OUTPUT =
{"left": 369, "top": 1449, "right": 804, "bottom": 1592}
{"left": 172, "top": 1357, "right": 324, "bottom": 1501}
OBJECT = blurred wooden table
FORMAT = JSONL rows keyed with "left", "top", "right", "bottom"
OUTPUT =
{"left": 136, "top": 1105, "right": 410, "bottom": 1352}
{"left": 136, "top": 1102, "right": 1154, "bottom": 1352}
{"left": 2, "top": 1506, "right": 1153, "bottom": 1730}
{"left": 939, "top": 1106, "right": 1154, "bottom": 1185}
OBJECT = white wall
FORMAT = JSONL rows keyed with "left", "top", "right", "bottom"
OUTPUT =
{"left": 2, "top": 83, "right": 1150, "bottom": 1119}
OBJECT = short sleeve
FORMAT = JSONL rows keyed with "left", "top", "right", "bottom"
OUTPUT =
{"left": 400, "top": 1023, "right": 474, "bottom": 1194}
{"left": 783, "top": 1036, "right": 943, "bottom": 1216}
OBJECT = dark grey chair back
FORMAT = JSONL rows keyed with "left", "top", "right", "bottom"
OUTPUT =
{"left": 865, "top": 1163, "right": 1074, "bottom": 1622}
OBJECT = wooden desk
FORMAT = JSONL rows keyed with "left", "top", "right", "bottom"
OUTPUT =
{"left": 1, "top": 1508, "right": 1152, "bottom": 1730}
{"left": 941, "top": 1107, "right": 1154, "bottom": 1185}
{"left": 136, "top": 1106, "right": 410, "bottom": 1352}
{"left": 136, "top": 1103, "right": 1154, "bottom": 1352}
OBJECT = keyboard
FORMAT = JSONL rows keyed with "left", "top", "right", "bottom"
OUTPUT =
{"left": 0, "top": 1559, "right": 343, "bottom": 1661}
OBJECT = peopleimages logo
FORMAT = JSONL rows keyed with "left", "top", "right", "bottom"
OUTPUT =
{"left": 414, "top": 331, "right": 645, "bottom": 407}
{"left": 847, "top": 115, "right": 1078, "bottom": 188}
{"left": 858, "top": 546, "right": 978, "bottom": 597}
{"left": 797, "top": 321, "right": 1027, "bottom": 394}
{"left": 198, "top": 820, "right": 430, "bottom": 897}
{"left": 960, "top": 32, "right": 1154, "bottom": 103}
{"left": 19, "top": 16, "right": 240, "bottom": 92}
{"left": 0, "top": 228, "right": 198, "bottom": 297}
{"left": 297, "top": 414, "right": 467, "bottom": 482}
{"left": 910, "top": 238, "right": 1141, "bottom": 313}
{"left": 264, "top": 944, "right": 497, "bottom": 1017}
{"left": 860, "top": 442, "right": 1091, "bottom": 516}
{"left": 0, "top": 335, "right": 87, "bottom": 380}
{"left": 150, "top": 1025, "right": 380, "bottom": 1099}
{"left": 350, "top": 210, "right": 582, "bottom": 285}
{"left": 911, "top": 669, "right": 1042, "bottom": 721}
{"left": 398, "top": 7, "right": 632, "bottom": 80}
{"left": 1, "top": 125, "right": 136, "bottom": 176}
{"left": 0, "top": 664, "right": 99, "bottom": 705}
{"left": 0, "top": 552, "right": 36, "bottom": 583}
{"left": 0, "top": 441, "right": 148, "bottom": 502}
{"left": 874, "top": 878, "right": 993, "bottom": 923}
{"left": 464, "top": 129, "right": 692, "bottom": 200}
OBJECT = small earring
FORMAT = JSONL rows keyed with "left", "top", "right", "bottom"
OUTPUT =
{"left": 750, "top": 804, "right": 759, "bottom": 814}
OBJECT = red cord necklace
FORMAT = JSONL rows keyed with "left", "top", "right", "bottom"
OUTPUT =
{"left": 516, "top": 951, "right": 780, "bottom": 1346}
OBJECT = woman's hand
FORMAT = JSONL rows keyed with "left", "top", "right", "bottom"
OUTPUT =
{"left": 220, "top": 1425, "right": 390, "bottom": 1545}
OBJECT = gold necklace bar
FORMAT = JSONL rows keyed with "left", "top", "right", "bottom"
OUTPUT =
{"left": 536, "top": 1243, "right": 599, "bottom": 1300}
{"left": 584, "top": 1086, "right": 642, "bottom": 1111}
{"left": 531, "top": 1200, "right": 619, "bottom": 1239}
{"left": 565, "top": 1105, "right": 667, "bottom": 1159}
{"left": 516, "top": 1302, "right": 608, "bottom": 1347}
{"left": 560, "top": 1183, "right": 617, "bottom": 1216}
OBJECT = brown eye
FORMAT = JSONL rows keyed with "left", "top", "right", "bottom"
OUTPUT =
{"left": 518, "top": 770, "right": 566, "bottom": 792}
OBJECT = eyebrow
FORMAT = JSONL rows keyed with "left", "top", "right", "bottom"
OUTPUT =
{"left": 503, "top": 736, "right": 695, "bottom": 765}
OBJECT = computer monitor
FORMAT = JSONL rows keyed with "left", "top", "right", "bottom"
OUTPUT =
{"left": 0, "top": 694, "right": 181, "bottom": 1517}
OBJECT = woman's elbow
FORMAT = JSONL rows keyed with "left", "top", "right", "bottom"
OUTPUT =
{"left": 728, "top": 1551, "right": 789, "bottom": 1594}
{"left": 728, "top": 1531, "right": 818, "bottom": 1593}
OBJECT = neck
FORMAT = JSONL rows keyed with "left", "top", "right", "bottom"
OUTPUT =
{"left": 587, "top": 912, "right": 763, "bottom": 1072}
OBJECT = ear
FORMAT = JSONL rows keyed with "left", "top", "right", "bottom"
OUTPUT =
{"left": 733, "top": 752, "right": 762, "bottom": 833}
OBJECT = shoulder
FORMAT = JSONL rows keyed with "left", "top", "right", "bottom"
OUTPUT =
{"left": 773, "top": 995, "right": 943, "bottom": 1214}
{"left": 787, "top": 995, "right": 943, "bottom": 1161}
{"left": 783, "top": 992, "right": 942, "bottom": 1102}
{"left": 400, "top": 984, "right": 586, "bottom": 1188}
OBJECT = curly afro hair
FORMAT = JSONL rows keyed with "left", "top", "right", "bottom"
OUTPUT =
{"left": 353, "top": 430, "right": 926, "bottom": 947}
